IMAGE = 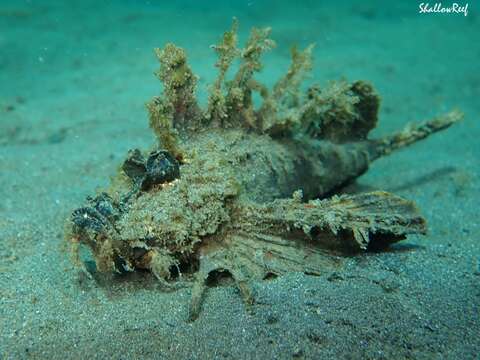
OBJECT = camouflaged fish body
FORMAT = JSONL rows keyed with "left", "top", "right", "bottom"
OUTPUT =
{"left": 67, "top": 21, "right": 461, "bottom": 320}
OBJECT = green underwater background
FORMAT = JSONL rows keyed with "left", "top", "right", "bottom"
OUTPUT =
{"left": 1, "top": 0, "right": 479, "bottom": 358}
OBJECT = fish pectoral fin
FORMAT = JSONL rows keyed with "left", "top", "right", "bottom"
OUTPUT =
{"left": 236, "top": 191, "right": 427, "bottom": 252}
{"left": 188, "top": 246, "right": 256, "bottom": 321}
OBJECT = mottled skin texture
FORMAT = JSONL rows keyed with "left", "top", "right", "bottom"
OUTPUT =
{"left": 67, "top": 22, "right": 461, "bottom": 320}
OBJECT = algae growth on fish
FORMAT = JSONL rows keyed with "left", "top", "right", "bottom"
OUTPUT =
{"left": 66, "top": 20, "right": 462, "bottom": 320}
